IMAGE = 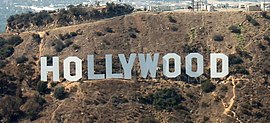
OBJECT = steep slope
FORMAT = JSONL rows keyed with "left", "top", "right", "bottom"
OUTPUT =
{"left": 1, "top": 11, "right": 270, "bottom": 123}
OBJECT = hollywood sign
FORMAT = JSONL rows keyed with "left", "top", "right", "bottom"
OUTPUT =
{"left": 40, "top": 53, "right": 229, "bottom": 82}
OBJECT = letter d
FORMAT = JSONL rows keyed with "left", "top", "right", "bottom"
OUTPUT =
{"left": 210, "top": 53, "right": 229, "bottom": 78}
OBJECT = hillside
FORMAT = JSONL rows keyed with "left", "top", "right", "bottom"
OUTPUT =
{"left": 0, "top": 11, "right": 270, "bottom": 123}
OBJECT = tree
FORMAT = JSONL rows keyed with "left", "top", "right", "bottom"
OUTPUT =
{"left": 0, "top": 46, "right": 14, "bottom": 59}
{"left": 54, "top": 87, "right": 66, "bottom": 100}
{"left": 21, "top": 95, "right": 46, "bottom": 121}
{"left": 229, "top": 25, "right": 241, "bottom": 33}
{"left": 213, "top": 34, "right": 224, "bottom": 41}
{"left": 32, "top": 34, "right": 41, "bottom": 43}
{"left": 0, "top": 96, "right": 23, "bottom": 122}
{"left": 201, "top": 80, "right": 216, "bottom": 93}
{"left": 16, "top": 56, "right": 28, "bottom": 64}
{"left": 139, "top": 116, "right": 160, "bottom": 123}
{"left": 37, "top": 81, "right": 48, "bottom": 94}
{"left": 140, "top": 88, "right": 184, "bottom": 110}
{"left": 6, "top": 35, "right": 23, "bottom": 46}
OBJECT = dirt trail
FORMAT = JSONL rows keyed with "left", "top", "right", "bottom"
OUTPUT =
{"left": 51, "top": 100, "right": 65, "bottom": 121}
{"left": 221, "top": 77, "right": 249, "bottom": 123}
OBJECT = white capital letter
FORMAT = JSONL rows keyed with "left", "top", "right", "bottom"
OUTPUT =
{"left": 163, "top": 53, "right": 181, "bottom": 78}
{"left": 119, "top": 54, "right": 136, "bottom": 79}
{"left": 87, "top": 55, "right": 105, "bottom": 79}
{"left": 106, "top": 54, "right": 123, "bottom": 79}
{"left": 210, "top": 53, "right": 229, "bottom": 78}
{"left": 63, "top": 57, "right": 82, "bottom": 81}
{"left": 138, "top": 53, "right": 159, "bottom": 78}
{"left": 186, "top": 53, "right": 204, "bottom": 77}
{"left": 41, "top": 57, "right": 60, "bottom": 82}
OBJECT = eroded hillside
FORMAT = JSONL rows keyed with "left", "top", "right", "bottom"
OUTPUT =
{"left": 0, "top": 11, "right": 270, "bottom": 123}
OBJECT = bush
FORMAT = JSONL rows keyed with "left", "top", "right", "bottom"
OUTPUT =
{"left": 259, "top": 43, "right": 267, "bottom": 50}
{"left": 105, "top": 27, "right": 114, "bottom": 33}
{"left": 234, "top": 66, "right": 250, "bottom": 75}
{"left": 72, "top": 44, "right": 81, "bottom": 50}
{"left": 168, "top": 15, "right": 177, "bottom": 23}
{"left": 95, "top": 31, "right": 105, "bottom": 36}
{"left": 50, "top": 82, "right": 57, "bottom": 88}
{"left": 139, "top": 116, "right": 160, "bottom": 123}
{"left": 129, "top": 32, "right": 137, "bottom": 38}
{"left": 7, "top": 35, "right": 23, "bottom": 46}
{"left": 201, "top": 80, "right": 216, "bottom": 93}
{"left": 16, "top": 56, "right": 28, "bottom": 64}
{"left": 229, "top": 25, "right": 241, "bottom": 33}
{"left": 249, "top": 19, "right": 259, "bottom": 26}
{"left": 246, "top": 15, "right": 259, "bottom": 26}
{"left": 213, "top": 34, "right": 224, "bottom": 41}
{"left": 171, "top": 26, "right": 178, "bottom": 31}
{"left": 261, "top": 11, "right": 270, "bottom": 19}
{"left": 228, "top": 54, "right": 243, "bottom": 66}
{"left": 37, "top": 81, "right": 48, "bottom": 94}
{"left": 0, "top": 96, "right": 23, "bottom": 122}
{"left": 141, "top": 88, "right": 184, "bottom": 110}
{"left": 263, "top": 35, "right": 270, "bottom": 42}
{"left": 54, "top": 86, "right": 66, "bottom": 100}
{"left": 69, "top": 32, "right": 77, "bottom": 37}
{"left": 64, "top": 39, "right": 73, "bottom": 47}
{"left": 0, "top": 46, "right": 14, "bottom": 58}
{"left": 53, "top": 40, "right": 66, "bottom": 52}
{"left": 0, "top": 60, "right": 7, "bottom": 68}
{"left": 21, "top": 95, "right": 46, "bottom": 120}
{"left": 246, "top": 15, "right": 252, "bottom": 21}
{"left": 0, "top": 37, "right": 7, "bottom": 47}
{"left": 32, "top": 34, "right": 41, "bottom": 43}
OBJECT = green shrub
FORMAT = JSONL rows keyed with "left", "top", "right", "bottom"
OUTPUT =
{"left": 105, "top": 27, "right": 114, "bottom": 33}
{"left": 95, "top": 31, "right": 105, "bottom": 36}
{"left": 54, "top": 87, "right": 66, "bottom": 100}
{"left": 246, "top": 15, "right": 252, "bottom": 21}
{"left": 213, "top": 34, "right": 224, "bottom": 41}
{"left": 263, "top": 35, "right": 270, "bottom": 42}
{"left": 259, "top": 43, "right": 266, "bottom": 50}
{"left": 250, "top": 19, "right": 259, "bottom": 26}
{"left": 58, "top": 34, "right": 65, "bottom": 40}
{"left": 234, "top": 66, "right": 250, "bottom": 75}
{"left": 0, "top": 96, "right": 23, "bottom": 122}
{"left": 141, "top": 88, "right": 184, "bottom": 110}
{"left": 32, "top": 34, "right": 41, "bottom": 43}
{"left": 201, "top": 80, "right": 216, "bottom": 93}
{"left": 7, "top": 35, "right": 23, "bottom": 46}
{"left": 22, "top": 95, "right": 46, "bottom": 120}
{"left": 37, "top": 81, "right": 48, "bottom": 94}
{"left": 16, "top": 56, "right": 28, "bottom": 64}
{"left": 69, "top": 32, "right": 77, "bottom": 37}
{"left": 220, "top": 85, "right": 228, "bottom": 92}
{"left": 0, "top": 37, "right": 7, "bottom": 47}
{"left": 64, "top": 39, "right": 73, "bottom": 47}
{"left": 53, "top": 40, "right": 66, "bottom": 52}
{"left": 129, "top": 32, "right": 137, "bottom": 38}
{"left": 0, "top": 60, "right": 7, "bottom": 68}
{"left": 246, "top": 15, "right": 259, "bottom": 26}
{"left": 72, "top": 44, "right": 81, "bottom": 50}
{"left": 111, "top": 96, "right": 128, "bottom": 106}
{"left": 261, "top": 11, "right": 270, "bottom": 19}
{"left": 168, "top": 15, "right": 177, "bottom": 23}
{"left": 50, "top": 82, "right": 57, "bottom": 88}
{"left": 171, "top": 26, "right": 178, "bottom": 31}
{"left": 139, "top": 116, "right": 160, "bottom": 123}
{"left": 0, "top": 46, "right": 14, "bottom": 58}
{"left": 228, "top": 54, "right": 243, "bottom": 66}
{"left": 229, "top": 25, "right": 241, "bottom": 33}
